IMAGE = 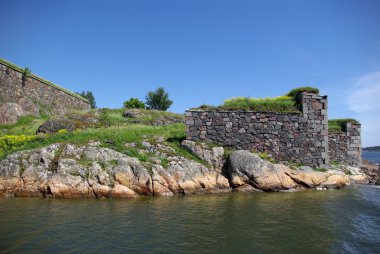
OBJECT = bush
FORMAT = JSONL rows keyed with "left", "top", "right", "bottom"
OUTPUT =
{"left": 0, "top": 135, "right": 38, "bottom": 155}
{"left": 286, "top": 86, "right": 320, "bottom": 108}
{"left": 124, "top": 98, "right": 145, "bottom": 109}
{"left": 145, "top": 87, "right": 173, "bottom": 111}
{"left": 22, "top": 67, "right": 31, "bottom": 84}
{"left": 286, "top": 87, "right": 319, "bottom": 98}
{"left": 98, "top": 109, "right": 113, "bottom": 127}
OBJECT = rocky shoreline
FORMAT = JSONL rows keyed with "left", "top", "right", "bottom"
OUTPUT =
{"left": 0, "top": 140, "right": 378, "bottom": 198}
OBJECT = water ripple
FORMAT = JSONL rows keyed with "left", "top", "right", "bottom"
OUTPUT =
{"left": 0, "top": 187, "right": 379, "bottom": 254}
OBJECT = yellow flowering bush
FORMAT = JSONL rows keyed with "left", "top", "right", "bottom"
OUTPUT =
{"left": 0, "top": 135, "right": 38, "bottom": 153}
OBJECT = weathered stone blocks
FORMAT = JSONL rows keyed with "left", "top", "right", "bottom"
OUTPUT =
{"left": 185, "top": 93, "right": 329, "bottom": 167}
{"left": 0, "top": 59, "right": 90, "bottom": 124}
{"left": 329, "top": 123, "right": 361, "bottom": 166}
{"left": 186, "top": 92, "right": 361, "bottom": 167}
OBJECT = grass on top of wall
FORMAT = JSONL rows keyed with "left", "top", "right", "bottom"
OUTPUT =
{"left": 221, "top": 96, "right": 300, "bottom": 112}
{"left": 193, "top": 96, "right": 301, "bottom": 113}
{"left": 328, "top": 119, "right": 360, "bottom": 133}
{"left": 191, "top": 86, "right": 320, "bottom": 113}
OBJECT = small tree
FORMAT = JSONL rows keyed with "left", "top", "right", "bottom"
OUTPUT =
{"left": 145, "top": 87, "right": 173, "bottom": 111}
{"left": 124, "top": 97, "right": 145, "bottom": 109}
{"left": 22, "top": 67, "right": 31, "bottom": 86}
{"left": 77, "top": 91, "right": 96, "bottom": 109}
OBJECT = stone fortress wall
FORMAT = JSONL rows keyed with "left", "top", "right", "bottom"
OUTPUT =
{"left": 185, "top": 93, "right": 361, "bottom": 167}
{"left": 329, "top": 122, "right": 361, "bottom": 166}
{"left": 0, "top": 58, "right": 90, "bottom": 124}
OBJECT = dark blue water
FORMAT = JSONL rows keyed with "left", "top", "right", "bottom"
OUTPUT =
{"left": 0, "top": 186, "right": 379, "bottom": 254}
{"left": 363, "top": 150, "right": 380, "bottom": 164}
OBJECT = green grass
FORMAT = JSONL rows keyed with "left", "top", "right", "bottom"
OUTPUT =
{"left": 0, "top": 123, "right": 190, "bottom": 161}
{"left": 286, "top": 87, "right": 319, "bottom": 98}
{"left": 328, "top": 118, "right": 360, "bottom": 133}
{"left": 258, "top": 151, "right": 278, "bottom": 163}
{"left": 191, "top": 87, "right": 320, "bottom": 113}
{"left": 0, "top": 115, "right": 48, "bottom": 135}
{"left": 314, "top": 167, "right": 327, "bottom": 172}
{"left": 222, "top": 96, "right": 300, "bottom": 112}
{"left": 122, "top": 109, "right": 184, "bottom": 124}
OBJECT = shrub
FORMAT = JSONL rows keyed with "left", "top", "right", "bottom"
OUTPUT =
{"left": 98, "top": 109, "right": 112, "bottom": 127}
{"left": 22, "top": 67, "right": 31, "bottom": 85}
{"left": 145, "top": 87, "right": 173, "bottom": 111}
{"left": 286, "top": 87, "right": 319, "bottom": 98}
{"left": 124, "top": 98, "right": 146, "bottom": 109}
{"left": 0, "top": 135, "right": 38, "bottom": 154}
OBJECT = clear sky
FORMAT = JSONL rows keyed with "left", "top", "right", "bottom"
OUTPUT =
{"left": 1, "top": 0, "right": 379, "bottom": 146}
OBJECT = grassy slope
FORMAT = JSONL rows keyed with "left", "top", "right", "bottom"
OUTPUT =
{"left": 0, "top": 115, "right": 48, "bottom": 135}
{"left": 0, "top": 109, "right": 198, "bottom": 164}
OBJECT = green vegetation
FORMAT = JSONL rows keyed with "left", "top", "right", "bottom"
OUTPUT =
{"left": 258, "top": 151, "right": 278, "bottom": 163}
{"left": 77, "top": 91, "right": 96, "bottom": 109}
{"left": 314, "top": 167, "right": 327, "bottom": 172}
{"left": 0, "top": 115, "right": 48, "bottom": 136}
{"left": 98, "top": 109, "right": 113, "bottom": 127}
{"left": 192, "top": 86, "right": 320, "bottom": 113}
{"left": 124, "top": 97, "right": 146, "bottom": 109}
{"left": 223, "top": 96, "right": 299, "bottom": 112}
{"left": 286, "top": 86, "right": 319, "bottom": 98}
{"left": 328, "top": 119, "right": 360, "bottom": 133}
{"left": 0, "top": 135, "right": 38, "bottom": 158}
{"left": 123, "top": 109, "right": 183, "bottom": 125}
{"left": 0, "top": 123, "right": 186, "bottom": 161}
{"left": 22, "top": 66, "right": 31, "bottom": 84}
{"left": 146, "top": 87, "right": 173, "bottom": 111}
{"left": 0, "top": 108, "right": 188, "bottom": 163}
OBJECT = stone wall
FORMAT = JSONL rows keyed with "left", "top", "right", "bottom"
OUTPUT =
{"left": 329, "top": 123, "right": 361, "bottom": 166}
{"left": 186, "top": 93, "right": 329, "bottom": 167}
{"left": 0, "top": 58, "right": 90, "bottom": 124}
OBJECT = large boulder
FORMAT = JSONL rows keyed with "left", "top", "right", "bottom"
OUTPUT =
{"left": 227, "top": 150, "right": 297, "bottom": 191}
{"left": 36, "top": 117, "right": 76, "bottom": 134}
{"left": 66, "top": 113, "right": 98, "bottom": 128}
{"left": 0, "top": 102, "right": 29, "bottom": 124}
{"left": 360, "top": 160, "right": 380, "bottom": 185}
{"left": 321, "top": 174, "right": 350, "bottom": 189}
{"left": 286, "top": 170, "right": 327, "bottom": 188}
{"left": 122, "top": 109, "right": 144, "bottom": 118}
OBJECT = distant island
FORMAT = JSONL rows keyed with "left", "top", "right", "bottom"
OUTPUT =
{"left": 363, "top": 146, "right": 380, "bottom": 152}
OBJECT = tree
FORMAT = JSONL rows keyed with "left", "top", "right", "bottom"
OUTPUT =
{"left": 145, "top": 87, "right": 173, "bottom": 111}
{"left": 77, "top": 91, "right": 96, "bottom": 109}
{"left": 124, "top": 97, "right": 145, "bottom": 109}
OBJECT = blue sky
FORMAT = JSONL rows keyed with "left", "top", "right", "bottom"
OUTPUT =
{"left": 1, "top": 0, "right": 379, "bottom": 146}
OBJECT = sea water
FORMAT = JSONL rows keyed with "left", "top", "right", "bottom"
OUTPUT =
{"left": 0, "top": 186, "right": 379, "bottom": 253}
